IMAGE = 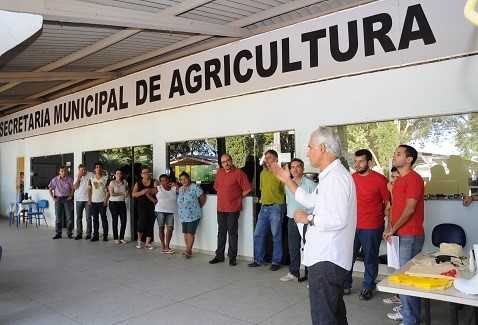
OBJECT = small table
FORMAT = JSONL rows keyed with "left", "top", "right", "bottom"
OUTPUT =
{"left": 9, "top": 201, "right": 35, "bottom": 227}
{"left": 377, "top": 252, "right": 478, "bottom": 325}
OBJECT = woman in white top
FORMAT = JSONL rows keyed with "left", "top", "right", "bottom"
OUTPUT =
{"left": 108, "top": 169, "right": 129, "bottom": 244}
{"left": 154, "top": 174, "right": 179, "bottom": 253}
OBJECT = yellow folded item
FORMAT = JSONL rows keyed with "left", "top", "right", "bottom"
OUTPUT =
{"left": 389, "top": 274, "right": 453, "bottom": 290}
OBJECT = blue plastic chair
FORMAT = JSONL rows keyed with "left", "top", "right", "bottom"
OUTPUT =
{"left": 28, "top": 200, "right": 49, "bottom": 227}
{"left": 431, "top": 223, "right": 466, "bottom": 248}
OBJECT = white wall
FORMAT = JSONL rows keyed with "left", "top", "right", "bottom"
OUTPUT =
{"left": 1, "top": 55, "right": 477, "bottom": 256}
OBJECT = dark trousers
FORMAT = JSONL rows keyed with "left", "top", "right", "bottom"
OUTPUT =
{"left": 137, "top": 207, "right": 154, "bottom": 237}
{"left": 309, "top": 261, "right": 348, "bottom": 325}
{"left": 343, "top": 227, "right": 383, "bottom": 291}
{"left": 287, "top": 217, "right": 302, "bottom": 278}
{"left": 90, "top": 202, "right": 108, "bottom": 238}
{"left": 215, "top": 211, "right": 240, "bottom": 260}
{"left": 109, "top": 201, "right": 127, "bottom": 240}
{"left": 54, "top": 198, "right": 74, "bottom": 236}
{"left": 75, "top": 200, "right": 90, "bottom": 236}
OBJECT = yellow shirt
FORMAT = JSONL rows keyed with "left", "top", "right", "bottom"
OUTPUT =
{"left": 260, "top": 168, "right": 285, "bottom": 205}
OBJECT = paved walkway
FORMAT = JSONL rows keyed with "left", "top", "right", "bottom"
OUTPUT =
{"left": 0, "top": 219, "right": 474, "bottom": 324}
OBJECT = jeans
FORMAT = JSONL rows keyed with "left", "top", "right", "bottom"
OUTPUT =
{"left": 54, "top": 198, "right": 74, "bottom": 236}
{"left": 399, "top": 235, "right": 425, "bottom": 325}
{"left": 343, "top": 227, "right": 384, "bottom": 291}
{"left": 309, "top": 261, "right": 348, "bottom": 325}
{"left": 109, "top": 201, "right": 127, "bottom": 240}
{"left": 253, "top": 204, "right": 283, "bottom": 265}
{"left": 75, "top": 201, "right": 91, "bottom": 236}
{"left": 90, "top": 202, "right": 108, "bottom": 238}
{"left": 287, "top": 217, "right": 302, "bottom": 278}
{"left": 215, "top": 211, "right": 240, "bottom": 261}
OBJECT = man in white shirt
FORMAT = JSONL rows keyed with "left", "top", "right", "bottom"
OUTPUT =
{"left": 73, "top": 164, "right": 94, "bottom": 240}
{"left": 273, "top": 126, "right": 356, "bottom": 325}
{"left": 88, "top": 162, "right": 110, "bottom": 242}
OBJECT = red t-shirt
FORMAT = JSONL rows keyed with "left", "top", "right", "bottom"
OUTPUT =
{"left": 353, "top": 171, "right": 390, "bottom": 229}
{"left": 214, "top": 166, "right": 252, "bottom": 212}
{"left": 391, "top": 170, "right": 425, "bottom": 236}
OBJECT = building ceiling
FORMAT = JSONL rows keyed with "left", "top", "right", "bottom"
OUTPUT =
{"left": 0, "top": 0, "right": 374, "bottom": 116}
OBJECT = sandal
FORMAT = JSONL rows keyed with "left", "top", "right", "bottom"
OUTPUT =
{"left": 183, "top": 252, "right": 191, "bottom": 259}
{"left": 383, "top": 295, "right": 401, "bottom": 304}
{"left": 166, "top": 249, "right": 176, "bottom": 254}
{"left": 160, "top": 249, "right": 168, "bottom": 254}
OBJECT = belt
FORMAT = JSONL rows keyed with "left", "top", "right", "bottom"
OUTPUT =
{"left": 262, "top": 204, "right": 276, "bottom": 207}
{"left": 57, "top": 196, "right": 70, "bottom": 199}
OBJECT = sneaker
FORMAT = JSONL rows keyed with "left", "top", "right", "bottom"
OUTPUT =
{"left": 120, "top": 239, "right": 128, "bottom": 244}
{"left": 114, "top": 239, "right": 120, "bottom": 244}
{"left": 393, "top": 305, "right": 403, "bottom": 312}
{"left": 280, "top": 272, "right": 298, "bottom": 282}
{"left": 145, "top": 244, "right": 154, "bottom": 250}
{"left": 343, "top": 288, "right": 351, "bottom": 295}
{"left": 387, "top": 312, "right": 403, "bottom": 321}
{"left": 136, "top": 241, "right": 142, "bottom": 249}
{"left": 359, "top": 289, "right": 373, "bottom": 300}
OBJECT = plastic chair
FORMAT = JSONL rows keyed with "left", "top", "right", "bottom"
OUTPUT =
{"left": 28, "top": 200, "right": 49, "bottom": 227}
{"left": 431, "top": 223, "right": 466, "bottom": 248}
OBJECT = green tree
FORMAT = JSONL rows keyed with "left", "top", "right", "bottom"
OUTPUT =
{"left": 455, "top": 113, "right": 478, "bottom": 160}
{"left": 343, "top": 116, "right": 461, "bottom": 174}
{"left": 168, "top": 139, "right": 217, "bottom": 159}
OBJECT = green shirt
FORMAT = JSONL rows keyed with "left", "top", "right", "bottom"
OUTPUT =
{"left": 260, "top": 168, "right": 285, "bottom": 205}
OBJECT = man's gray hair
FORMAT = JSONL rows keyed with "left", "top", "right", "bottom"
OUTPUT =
{"left": 310, "top": 126, "right": 342, "bottom": 158}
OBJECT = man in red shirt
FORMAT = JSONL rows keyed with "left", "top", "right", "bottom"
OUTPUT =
{"left": 383, "top": 145, "right": 424, "bottom": 324}
{"left": 209, "top": 154, "right": 252, "bottom": 266}
{"left": 343, "top": 149, "right": 390, "bottom": 300}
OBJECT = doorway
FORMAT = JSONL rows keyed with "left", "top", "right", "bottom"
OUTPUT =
{"left": 83, "top": 145, "right": 153, "bottom": 241}
{"left": 17, "top": 157, "right": 24, "bottom": 202}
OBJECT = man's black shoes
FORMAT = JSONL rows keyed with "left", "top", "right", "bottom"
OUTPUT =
{"left": 229, "top": 259, "right": 237, "bottom": 266}
{"left": 90, "top": 236, "right": 99, "bottom": 242}
{"left": 247, "top": 261, "right": 262, "bottom": 267}
{"left": 209, "top": 257, "right": 224, "bottom": 264}
{"left": 67, "top": 234, "right": 73, "bottom": 239}
{"left": 269, "top": 264, "right": 280, "bottom": 271}
{"left": 359, "top": 289, "right": 373, "bottom": 300}
{"left": 52, "top": 234, "right": 62, "bottom": 239}
{"left": 74, "top": 235, "right": 82, "bottom": 240}
{"left": 103, "top": 236, "right": 108, "bottom": 242}
{"left": 85, "top": 235, "right": 91, "bottom": 240}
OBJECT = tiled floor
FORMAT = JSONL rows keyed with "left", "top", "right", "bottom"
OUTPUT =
{"left": 0, "top": 219, "right": 475, "bottom": 324}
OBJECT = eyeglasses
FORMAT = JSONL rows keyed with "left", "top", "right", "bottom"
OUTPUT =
{"left": 221, "top": 159, "right": 231, "bottom": 165}
{"left": 141, "top": 171, "right": 150, "bottom": 174}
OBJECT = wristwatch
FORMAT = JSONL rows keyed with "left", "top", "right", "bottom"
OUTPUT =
{"left": 307, "top": 214, "right": 315, "bottom": 226}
